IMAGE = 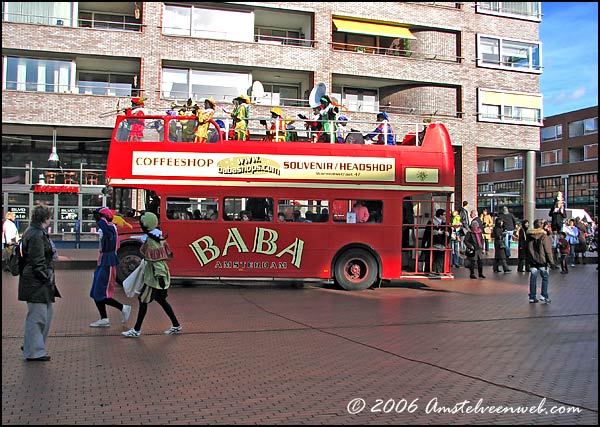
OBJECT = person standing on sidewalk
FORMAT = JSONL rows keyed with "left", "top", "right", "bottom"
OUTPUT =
{"left": 498, "top": 206, "right": 518, "bottom": 258}
{"left": 2, "top": 211, "right": 20, "bottom": 271}
{"left": 122, "top": 212, "right": 181, "bottom": 338}
{"left": 463, "top": 220, "right": 486, "bottom": 279}
{"left": 517, "top": 220, "right": 531, "bottom": 273}
{"left": 480, "top": 208, "right": 494, "bottom": 254}
{"left": 89, "top": 207, "right": 131, "bottom": 328}
{"left": 527, "top": 219, "right": 555, "bottom": 304}
{"left": 18, "top": 204, "right": 61, "bottom": 361}
{"left": 492, "top": 218, "right": 511, "bottom": 273}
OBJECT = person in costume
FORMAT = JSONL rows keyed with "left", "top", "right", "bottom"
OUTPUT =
{"left": 231, "top": 94, "right": 250, "bottom": 140}
{"left": 122, "top": 212, "right": 181, "bottom": 337}
{"left": 89, "top": 207, "right": 131, "bottom": 328}
{"left": 126, "top": 97, "right": 147, "bottom": 142}
{"left": 194, "top": 98, "right": 216, "bottom": 143}
{"left": 366, "top": 111, "right": 395, "bottom": 145}
{"left": 263, "top": 107, "right": 287, "bottom": 142}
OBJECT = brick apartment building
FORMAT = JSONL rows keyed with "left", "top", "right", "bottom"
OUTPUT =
{"left": 478, "top": 106, "right": 598, "bottom": 220}
{"left": 2, "top": 2, "right": 544, "bottom": 235}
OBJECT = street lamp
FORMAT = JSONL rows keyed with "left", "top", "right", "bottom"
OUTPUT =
{"left": 48, "top": 128, "right": 60, "bottom": 164}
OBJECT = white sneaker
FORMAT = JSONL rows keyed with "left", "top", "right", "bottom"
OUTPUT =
{"left": 164, "top": 325, "right": 182, "bottom": 335}
{"left": 89, "top": 318, "right": 110, "bottom": 328}
{"left": 121, "top": 328, "right": 140, "bottom": 338}
{"left": 121, "top": 305, "right": 132, "bottom": 323}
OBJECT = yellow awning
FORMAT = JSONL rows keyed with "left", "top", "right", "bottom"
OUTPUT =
{"left": 333, "top": 19, "right": 416, "bottom": 40}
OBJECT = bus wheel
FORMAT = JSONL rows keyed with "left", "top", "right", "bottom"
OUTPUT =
{"left": 116, "top": 245, "right": 142, "bottom": 284}
{"left": 334, "top": 249, "right": 378, "bottom": 291}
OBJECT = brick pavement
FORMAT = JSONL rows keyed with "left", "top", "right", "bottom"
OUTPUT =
{"left": 2, "top": 261, "right": 598, "bottom": 425}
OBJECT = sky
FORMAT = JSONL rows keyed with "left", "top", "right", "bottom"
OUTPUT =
{"left": 539, "top": 2, "right": 598, "bottom": 118}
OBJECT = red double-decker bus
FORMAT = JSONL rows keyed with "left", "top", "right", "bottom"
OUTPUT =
{"left": 106, "top": 114, "right": 455, "bottom": 290}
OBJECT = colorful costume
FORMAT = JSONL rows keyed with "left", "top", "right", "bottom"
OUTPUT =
{"left": 367, "top": 112, "right": 395, "bottom": 145}
{"left": 265, "top": 107, "right": 287, "bottom": 142}
{"left": 90, "top": 209, "right": 119, "bottom": 302}
{"left": 194, "top": 98, "right": 216, "bottom": 143}
{"left": 126, "top": 97, "right": 147, "bottom": 142}
{"left": 231, "top": 94, "right": 250, "bottom": 140}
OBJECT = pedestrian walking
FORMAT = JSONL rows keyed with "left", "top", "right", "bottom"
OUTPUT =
{"left": 557, "top": 231, "right": 570, "bottom": 274}
{"left": 498, "top": 206, "right": 518, "bottom": 258}
{"left": 122, "top": 212, "right": 181, "bottom": 337}
{"left": 89, "top": 207, "right": 131, "bottom": 328}
{"left": 463, "top": 221, "right": 486, "bottom": 279}
{"left": 492, "top": 218, "right": 511, "bottom": 273}
{"left": 2, "top": 210, "right": 20, "bottom": 271}
{"left": 517, "top": 220, "right": 531, "bottom": 272}
{"left": 18, "top": 204, "right": 61, "bottom": 361}
{"left": 527, "top": 219, "right": 555, "bottom": 304}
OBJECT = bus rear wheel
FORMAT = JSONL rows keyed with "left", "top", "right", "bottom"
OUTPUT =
{"left": 116, "top": 245, "right": 142, "bottom": 284}
{"left": 334, "top": 249, "right": 378, "bottom": 291}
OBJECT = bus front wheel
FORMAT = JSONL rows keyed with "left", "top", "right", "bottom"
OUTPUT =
{"left": 116, "top": 245, "right": 142, "bottom": 284}
{"left": 334, "top": 249, "right": 378, "bottom": 291}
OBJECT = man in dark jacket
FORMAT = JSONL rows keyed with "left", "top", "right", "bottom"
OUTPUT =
{"left": 526, "top": 219, "right": 555, "bottom": 304}
{"left": 18, "top": 204, "right": 60, "bottom": 361}
{"left": 498, "top": 206, "right": 518, "bottom": 258}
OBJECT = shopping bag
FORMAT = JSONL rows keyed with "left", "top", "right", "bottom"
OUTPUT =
{"left": 122, "top": 259, "right": 146, "bottom": 298}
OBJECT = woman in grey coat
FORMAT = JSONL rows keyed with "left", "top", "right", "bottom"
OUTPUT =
{"left": 18, "top": 204, "right": 61, "bottom": 361}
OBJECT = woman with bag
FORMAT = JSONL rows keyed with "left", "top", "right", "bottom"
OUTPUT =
{"left": 18, "top": 204, "right": 60, "bottom": 361}
{"left": 463, "top": 221, "right": 486, "bottom": 279}
{"left": 89, "top": 207, "right": 131, "bottom": 328}
{"left": 122, "top": 212, "right": 181, "bottom": 338}
{"left": 492, "top": 218, "right": 511, "bottom": 273}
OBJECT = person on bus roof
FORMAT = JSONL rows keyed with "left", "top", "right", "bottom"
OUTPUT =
{"left": 366, "top": 111, "right": 395, "bottom": 145}
{"left": 231, "top": 94, "right": 250, "bottom": 140}
{"left": 262, "top": 107, "right": 287, "bottom": 142}
{"left": 193, "top": 98, "right": 216, "bottom": 143}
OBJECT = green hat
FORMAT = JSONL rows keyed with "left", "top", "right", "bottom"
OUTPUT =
{"left": 140, "top": 212, "right": 158, "bottom": 231}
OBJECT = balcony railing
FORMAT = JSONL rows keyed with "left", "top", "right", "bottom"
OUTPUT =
{"left": 3, "top": 13, "right": 142, "bottom": 31}
{"left": 330, "top": 42, "right": 462, "bottom": 63}
{"left": 2, "top": 164, "right": 106, "bottom": 187}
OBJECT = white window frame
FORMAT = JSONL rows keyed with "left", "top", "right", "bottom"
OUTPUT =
{"left": 540, "top": 149, "right": 562, "bottom": 167}
{"left": 477, "top": 160, "right": 489, "bottom": 174}
{"left": 584, "top": 143, "right": 598, "bottom": 161}
{"left": 541, "top": 124, "right": 563, "bottom": 142}
{"left": 568, "top": 117, "right": 598, "bottom": 137}
{"left": 162, "top": 4, "right": 254, "bottom": 42}
{"left": 161, "top": 67, "right": 252, "bottom": 103}
{"left": 504, "top": 155, "right": 523, "bottom": 171}
{"left": 478, "top": 88, "right": 543, "bottom": 126}
{"left": 476, "top": 2, "right": 542, "bottom": 21}
{"left": 477, "top": 34, "right": 542, "bottom": 73}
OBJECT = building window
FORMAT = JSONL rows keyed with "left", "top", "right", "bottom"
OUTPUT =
{"left": 255, "top": 27, "right": 302, "bottom": 46}
{"left": 477, "top": 35, "right": 541, "bottom": 72}
{"left": 478, "top": 89, "right": 542, "bottom": 126}
{"left": 504, "top": 155, "right": 522, "bottom": 171}
{"left": 254, "top": 83, "right": 300, "bottom": 107}
{"left": 4, "top": 56, "right": 72, "bottom": 92}
{"left": 540, "top": 149, "right": 562, "bottom": 166}
{"left": 541, "top": 124, "right": 563, "bottom": 141}
{"left": 477, "top": 2, "right": 541, "bottom": 21}
{"left": 3, "top": 2, "right": 74, "bottom": 26}
{"left": 568, "top": 117, "right": 598, "bottom": 137}
{"left": 78, "top": 11, "right": 139, "bottom": 31}
{"left": 584, "top": 144, "right": 598, "bottom": 161}
{"left": 331, "top": 86, "right": 379, "bottom": 113}
{"left": 77, "top": 71, "right": 135, "bottom": 96}
{"left": 161, "top": 67, "right": 251, "bottom": 103}
{"left": 162, "top": 4, "right": 254, "bottom": 42}
{"left": 477, "top": 160, "right": 489, "bottom": 174}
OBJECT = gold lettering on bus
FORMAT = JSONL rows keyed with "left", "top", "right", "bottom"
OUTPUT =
{"left": 189, "top": 227, "right": 304, "bottom": 269}
{"left": 217, "top": 156, "right": 281, "bottom": 176}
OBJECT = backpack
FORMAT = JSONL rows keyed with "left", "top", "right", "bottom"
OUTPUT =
{"left": 527, "top": 236, "right": 545, "bottom": 266}
{"left": 7, "top": 243, "right": 24, "bottom": 276}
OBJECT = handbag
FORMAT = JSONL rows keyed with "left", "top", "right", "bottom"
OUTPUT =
{"left": 465, "top": 246, "right": 475, "bottom": 257}
{"left": 122, "top": 259, "right": 146, "bottom": 298}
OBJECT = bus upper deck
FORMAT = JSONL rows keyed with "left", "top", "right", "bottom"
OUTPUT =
{"left": 106, "top": 114, "right": 455, "bottom": 192}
